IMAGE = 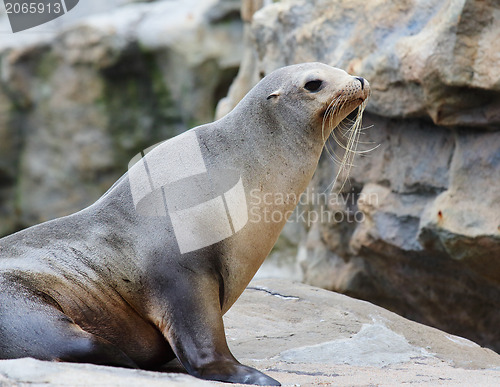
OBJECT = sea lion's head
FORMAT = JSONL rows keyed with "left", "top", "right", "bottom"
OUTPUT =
{"left": 262, "top": 62, "right": 370, "bottom": 134}
{"left": 251, "top": 62, "right": 371, "bottom": 190}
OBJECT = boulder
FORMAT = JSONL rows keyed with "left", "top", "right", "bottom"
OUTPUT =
{"left": 0, "top": 1, "right": 143, "bottom": 51}
{"left": 227, "top": 0, "right": 500, "bottom": 353}
{"left": 224, "top": 0, "right": 500, "bottom": 128}
{"left": 0, "top": 0, "right": 243, "bottom": 234}
{"left": 1, "top": 280, "right": 499, "bottom": 386}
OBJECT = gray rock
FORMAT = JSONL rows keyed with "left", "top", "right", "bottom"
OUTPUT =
{"left": 0, "top": 1, "right": 143, "bottom": 51}
{"left": 218, "top": 0, "right": 500, "bottom": 353}
{"left": 0, "top": 357, "right": 209, "bottom": 386}
{"left": 242, "top": 0, "right": 500, "bottom": 129}
{"left": 0, "top": 0, "right": 243, "bottom": 234}
{"left": 1, "top": 279, "right": 500, "bottom": 386}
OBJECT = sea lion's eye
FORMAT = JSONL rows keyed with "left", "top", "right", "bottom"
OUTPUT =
{"left": 304, "top": 80, "right": 323, "bottom": 92}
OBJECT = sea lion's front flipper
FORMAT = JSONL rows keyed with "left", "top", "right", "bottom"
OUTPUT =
{"left": 158, "top": 276, "right": 280, "bottom": 386}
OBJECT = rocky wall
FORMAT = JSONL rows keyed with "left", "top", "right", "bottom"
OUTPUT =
{"left": 225, "top": 0, "right": 500, "bottom": 352}
{"left": 0, "top": 0, "right": 243, "bottom": 235}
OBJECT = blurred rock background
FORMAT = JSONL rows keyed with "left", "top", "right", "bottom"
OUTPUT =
{"left": 0, "top": 0, "right": 242, "bottom": 233}
{"left": 1, "top": 0, "right": 499, "bottom": 355}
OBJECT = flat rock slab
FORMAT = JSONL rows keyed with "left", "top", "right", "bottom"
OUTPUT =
{"left": 1, "top": 279, "right": 499, "bottom": 386}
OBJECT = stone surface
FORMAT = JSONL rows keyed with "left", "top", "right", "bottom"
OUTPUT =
{"left": 243, "top": 0, "right": 500, "bottom": 129}
{"left": 0, "top": 0, "right": 242, "bottom": 234}
{"left": 226, "top": 0, "right": 500, "bottom": 354}
{"left": 1, "top": 280, "right": 500, "bottom": 386}
{"left": 0, "top": 358, "right": 210, "bottom": 387}
{"left": 0, "top": 1, "right": 142, "bottom": 51}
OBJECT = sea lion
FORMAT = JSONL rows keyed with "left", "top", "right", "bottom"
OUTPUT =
{"left": 0, "top": 62, "right": 370, "bottom": 385}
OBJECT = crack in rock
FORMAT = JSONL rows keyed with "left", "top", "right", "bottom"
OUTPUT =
{"left": 246, "top": 286, "right": 300, "bottom": 300}
{"left": 267, "top": 368, "right": 339, "bottom": 377}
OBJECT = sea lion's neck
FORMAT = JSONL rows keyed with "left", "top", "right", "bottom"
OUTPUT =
{"left": 198, "top": 105, "right": 327, "bottom": 310}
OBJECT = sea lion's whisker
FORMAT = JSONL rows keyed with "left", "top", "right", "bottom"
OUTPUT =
{"left": 322, "top": 96, "right": 344, "bottom": 165}
{"left": 329, "top": 100, "right": 370, "bottom": 192}
{"left": 339, "top": 123, "right": 376, "bottom": 147}
{"left": 319, "top": 88, "right": 373, "bottom": 192}
{"left": 322, "top": 95, "right": 360, "bottom": 169}
{"left": 321, "top": 96, "right": 342, "bottom": 144}
{"left": 352, "top": 144, "right": 381, "bottom": 153}
{"left": 325, "top": 116, "right": 345, "bottom": 163}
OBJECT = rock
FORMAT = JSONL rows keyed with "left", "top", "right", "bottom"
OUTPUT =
{"left": 1, "top": 279, "right": 500, "bottom": 386}
{"left": 221, "top": 0, "right": 500, "bottom": 129}
{"left": 0, "top": 358, "right": 210, "bottom": 387}
{"left": 215, "top": 0, "right": 264, "bottom": 119}
{"left": 219, "top": 0, "right": 500, "bottom": 353}
{"left": 0, "top": 91, "right": 22, "bottom": 236}
{"left": 222, "top": 0, "right": 500, "bottom": 129}
{"left": 0, "top": 0, "right": 243, "bottom": 235}
{"left": 418, "top": 132, "right": 500, "bottom": 265}
{"left": 0, "top": 1, "right": 143, "bottom": 51}
{"left": 298, "top": 116, "right": 500, "bottom": 354}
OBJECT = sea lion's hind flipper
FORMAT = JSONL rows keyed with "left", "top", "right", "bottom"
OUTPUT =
{"left": 0, "top": 293, "right": 137, "bottom": 369}
{"left": 57, "top": 324, "right": 139, "bottom": 369}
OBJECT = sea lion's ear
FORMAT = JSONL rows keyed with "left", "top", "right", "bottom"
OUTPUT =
{"left": 266, "top": 90, "right": 281, "bottom": 100}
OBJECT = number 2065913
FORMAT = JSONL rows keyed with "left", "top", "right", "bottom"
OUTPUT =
{"left": 5, "top": 2, "right": 63, "bottom": 14}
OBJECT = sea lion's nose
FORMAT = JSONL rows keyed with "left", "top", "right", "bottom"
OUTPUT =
{"left": 355, "top": 76, "right": 365, "bottom": 90}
